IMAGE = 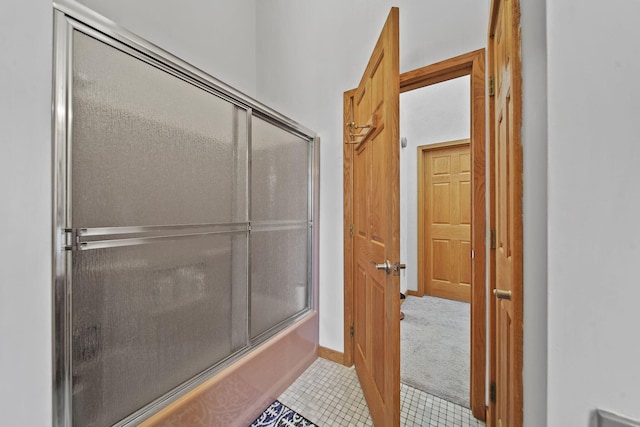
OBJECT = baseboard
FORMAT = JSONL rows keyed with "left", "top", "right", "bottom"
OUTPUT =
{"left": 318, "top": 346, "right": 345, "bottom": 365}
{"left": 406, "top": 290, "right": 423, "bottom": 297}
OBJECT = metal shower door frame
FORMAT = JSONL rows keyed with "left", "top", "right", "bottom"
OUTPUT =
{"left": 51, "top": 2, "right": 319, "bottom": 426}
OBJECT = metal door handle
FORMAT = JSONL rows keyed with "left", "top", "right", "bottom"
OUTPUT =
{"left": 374, "top": 260, "right": 391, "bottom": 274}
{"left": 493, "top": 289, "right": 512, "bottom": 300}
{"left": 392, "top": 262, "right": 406, "bottom": 276}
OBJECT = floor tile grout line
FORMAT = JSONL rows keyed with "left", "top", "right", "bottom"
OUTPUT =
{"left": 273, "top": 358, "right": 485, "bottom": 427}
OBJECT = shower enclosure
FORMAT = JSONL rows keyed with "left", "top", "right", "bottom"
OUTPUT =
{"left": 52, "top": 3, "right": 319, "bottom": 426}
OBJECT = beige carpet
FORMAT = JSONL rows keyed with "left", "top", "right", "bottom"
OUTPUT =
{"left": 400, "top": 295, "right": 470, "bottom": 408}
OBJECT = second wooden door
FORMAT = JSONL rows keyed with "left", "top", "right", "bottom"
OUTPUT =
{"left": 420, "top": 141, "right": 471, "bottom": 303}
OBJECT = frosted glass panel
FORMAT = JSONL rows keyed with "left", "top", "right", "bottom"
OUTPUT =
{"left": 71, "top": 31, "right": 247, "bottom": 228}
{"left": 251, "top": 228, "right": 308, "bottom": 338}
{"left": 251, "top": 117, "right": 309, "bottom": 222}
{"left": 58, "top": 22, "right": 315, "bottom": 427}
{"left": 71, "top": 234, "right": 247, "bottom": 427}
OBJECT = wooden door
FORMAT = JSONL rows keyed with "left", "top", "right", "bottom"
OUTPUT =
{"left": 347, "top": 7, "right": 400, "bottom": 427}
{"left": 489, "top": 0, "right": 523, "bottom": 425}
{"left": 421, "top": 142, "right": 472, "bottom": 303}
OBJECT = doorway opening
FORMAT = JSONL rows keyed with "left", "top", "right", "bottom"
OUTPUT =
{"left": 343, "top": 49, "right": 486, "bottom": 420}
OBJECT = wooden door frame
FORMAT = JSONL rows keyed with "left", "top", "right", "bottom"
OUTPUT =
{"left": 417, "top": 139, "right": 471, "bottom": 300}
{"left": 487, "top": 0, "right": 523, "bottom": 425}
{"left": 344, "top": 48, "right": 486, "bottom": 421}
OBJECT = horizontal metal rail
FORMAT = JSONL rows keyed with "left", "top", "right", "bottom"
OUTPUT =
{"left": 66, "top": 222, "right": 250, "bottom": 251}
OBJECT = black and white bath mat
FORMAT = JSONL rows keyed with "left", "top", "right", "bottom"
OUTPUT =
{"left": 249, "top": 400, "right": 317, "bottom": 427}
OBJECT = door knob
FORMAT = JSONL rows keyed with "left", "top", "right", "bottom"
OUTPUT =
{"left": 374, "top": 260, "right": 391, "bottom": 274}
{"left": 493, "top": 289, "right": 512, "bottom": 300}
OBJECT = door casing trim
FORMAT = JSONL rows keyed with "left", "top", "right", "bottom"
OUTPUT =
{"left": 343, "top": 48, "right": 487, "bottom": 421}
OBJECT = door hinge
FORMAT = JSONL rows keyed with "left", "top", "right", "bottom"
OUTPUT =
{"left": 489, "top": 76, "right": 495, "bottom": 97}
{"left": 490, "top": 229, "right": 496, "bottom": 250}
{"left": 349, "top": 224, "right": 354, "bottom": 237}
{"left": 350, "top": 323, "right": 354, "bottom": 337}
{"left": 63, "top": 228, "right": 77, "bottom": 251}
{"left": 490, "top": 381, "right": 496, "bottom": 403}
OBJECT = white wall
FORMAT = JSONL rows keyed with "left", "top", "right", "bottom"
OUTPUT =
{"left": 520, "top": 0, "right": 549, "bottom": 424}
{"left": 257, "top": 3, "right": 557, "bottom": 426}
{"left": 15, "top": 2, "right": 635, "bottom": 426}
{"left": 0, "top": 1, "right": 257, "bottom": 425}
{"left": 546, "top": 0, "right": 640, "bottom": 425}
{"left": 0, "top": 1, "right": 52, "bottom": 425}
{"left": 76, "top": 0, "right": 258, "bottom": 96}
{"left": 399, "top": 77, "right": 470, "bottom": 294}
{"left": 255, "top": 0, "right": 488, "bottom": 357}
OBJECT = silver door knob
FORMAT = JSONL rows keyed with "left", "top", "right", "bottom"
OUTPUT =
{"left": 374, "top": 260, "right": 391, "bottom": 274}
{"left": 493, "top": 289, "right": 512, "bottom": 300}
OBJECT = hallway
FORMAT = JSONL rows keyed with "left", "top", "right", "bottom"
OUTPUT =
{"left": 277, "top": 358, "right": 485, "bottom": 426}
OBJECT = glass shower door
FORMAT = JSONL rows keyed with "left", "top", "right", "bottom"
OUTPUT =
{"left": 69, "top": 31, "right": 249, "bottom": 427}
{"left": 53, "top": 12, "right": 316, "bottom": 427}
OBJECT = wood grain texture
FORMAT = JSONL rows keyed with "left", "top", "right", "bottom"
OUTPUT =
{"left": 349, "top": 8, "right": 400, "bottom": 427}
{"left": 420, "top": 142, "right": 472, "bottom": 304}
{"left": 399, "top": 49, "right": 485, "bottom": 94}
{"left": 318, "top": 346, "right": 345, "bottom": 366}
{"left": 469, "top": 48, "right": 487, "bottom": 423}
{"left": 417, "top": 143, "right": 426, "bottom": 297}
{"left": 418, "top": 140, "right": 472, "bottom": 300}
{"left": 343, "top": 88, "right": 356, "bottom": 369}
{"left": 385, "top": 10, "right": 401, "bottom": 427}
{"left": 404, "top": 50, "right": 486, "bottom": 421}
{"left": 488, "top": 0, "right": 523, "bottom": 425}
{"left": 487, "top": 17, "right": 498, "bottom": 424}
{"left": 343, "top": 29, "right": 487, "bottom": 427}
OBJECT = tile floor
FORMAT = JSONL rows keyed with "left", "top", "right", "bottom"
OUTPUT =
{"left": 278, "top": 357, "right": 485, "bottom": 427}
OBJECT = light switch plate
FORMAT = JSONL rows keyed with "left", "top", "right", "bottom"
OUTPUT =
{"left": 592, "top": 410, "right": 640, "bottom": 427}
